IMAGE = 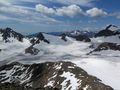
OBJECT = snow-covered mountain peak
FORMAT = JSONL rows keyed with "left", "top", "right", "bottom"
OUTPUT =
{"left": 0, "top": 27, "right": 25, "bottom": 42}
{"left": 70, "top": 30, "right": 81, "bottom": 36}
{"left": 105, "top": 24, "right": 119, "bottom": 31}
{"left": 0, "top": 28, "right": 31, "bottom": 61}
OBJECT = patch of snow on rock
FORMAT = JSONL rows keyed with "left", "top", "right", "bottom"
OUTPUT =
{"left": 60, "top": 71, "right": 81, "bottom": 90}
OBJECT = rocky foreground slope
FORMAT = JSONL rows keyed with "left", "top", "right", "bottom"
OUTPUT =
{"left": 0, "top": 61, "right": 113, "bottom": 90}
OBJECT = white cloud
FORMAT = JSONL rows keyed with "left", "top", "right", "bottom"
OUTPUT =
{"left": 35, "top": 4, "right": 84, "bottom": 17}
{"left": 0, "top": 0, "right": 11, "bottom": 5}
{"left": 36, "top": 4, "right": 55, "bottom": 15}
{"left": 0, "top": 6, "right": 29, "bottom": 15}
{"left": 0, "top": 2, "right": 59, "bottom": 24}
{"left": 117, "top": 16, "right": 120, "bottom": 19}
{"left": 35, "top": 4, "right": 109, "bottom": 18}
{"left": 109, "top": 12, "right": 120, "bottom": 19}
{"left": 115, "top": 13, "right": 120, "bottom": 19}
{"left": 56, "top": 5, "right": 83, "bottom": 17}
{"left": 86, "top": 7, "right": 108, "bottom": 17}
{"left": 0, "top": 2, "right": 30, "bottom": 16}
{"left": 0, "top": 14, "right": 11, "bottom": 21}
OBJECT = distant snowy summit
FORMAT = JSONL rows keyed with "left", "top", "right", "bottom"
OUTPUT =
{"left": 0, "top": 25, "right": 120, "bottom": 56}
{"left": 95, "top": 24, "right": 120, "bottom": 37}
{"left": 0, "top": 27, "right": 24, "bottom": 42}
{"left": 46, "top": 30, "right": 96, "bottom": 38}
{"left": 89, "top": 24, "right": 120, "bottom": 54}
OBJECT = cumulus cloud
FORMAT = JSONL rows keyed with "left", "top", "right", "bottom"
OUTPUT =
{"left": 36, "top": 4, "right": 84, "bottom": 17}
{"left": 86, "top": 7, "right": 108, "bottom": 17}
{"left": 56, "top": 5, "right": 83, "bottom": 17}
{"left": 35, "top": 4, "right": 109, "bottom": 18}
{"left": 36, "top": 4, "right": 55, "bottom": 15}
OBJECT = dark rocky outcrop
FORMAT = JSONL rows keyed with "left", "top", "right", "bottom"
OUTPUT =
{"left": 0, "top": 61, "right": 113, "bottom": 90}
{"left": 95, "top": 30, "right": 114, "bottom": 37}
{"left": 0, "top": 83, "right": 33, "bottom": 90}
{"left": 36, "top": 32, "right": 50, "bottom": 44}
{"left": 30, "top": 38, "right": 36, "bottom": 45}
{"left": 61, "top": 33, "right": 67, "bottom": 42}
{"left": 0, "top": 83, "right": 59, "bottom": 90}
{"left": 26, "top": 33, "right": 52, "bottom": 55}
{"left": 88, "top": 42, "right": 120, "bottom": 54}
{"left": 73, "top": 35, "right": 91, "bottom": 42}
{"left": 95, "top": 24, "right": 120, "bottom": 37}
{"left": 25, "top": 45, "right": 39, "bottom": 55}
{"left": 28, "top": 33, "right": 51, "bottom": 55}
{"left": 30, "top": 33, "right": 50, "bottom": 45}
{"left": 94, "top": 42, "right": 120, "bottom": 51}
{"left": 0, "top": 27, "right": 24, "bottom": 42}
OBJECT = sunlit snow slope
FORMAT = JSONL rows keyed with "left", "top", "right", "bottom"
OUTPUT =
{"left": 0, "top": 33, "right": 30, "bottom": 63}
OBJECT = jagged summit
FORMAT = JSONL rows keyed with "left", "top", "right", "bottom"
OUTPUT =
{"left": 0, "top": 27, "right": 24, "bottom": 42}
{"left": 0, "top": 28, "right": 30, "bottom": 61}
{"left": 95, "top": 24, "right": 120, "bottom": 37}
{"left": 30, "top": 32, "right": 50, "bottom": 45}
{"left": 59, "top": 32, "right": 91, "bottom": 42}
{"left": 105, "top": 24, "right": 118, "bottom": 30}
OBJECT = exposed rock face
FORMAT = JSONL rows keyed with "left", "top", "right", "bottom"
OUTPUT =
{"left": 88, "top": 42, "right": 120, "bottom": 54}
{"left": 25, "top": 45, "right": 40, "bottom": 55}
{"left": 0, "top": 83, "right": 33, "bottom": 90}
{"left": 95, "top": 30, "right": 114, "bottom": 37}
{"left": 73, "top": 35, "right": 91, "bottom": 42}
{"left": 0, "top": 27, "right": 24, "bottom": 42}
{"left": 36, "top": 33, "right": 50, "bottom": 44}
{"left": 61, "top": 33, "right": 67, "bottom": 42}
{"left": 0, "top": 83, "right": 59, "bottom": 90}
{"left": 95, "top": 24, "right": 120, "bottom": 37}
{"left": 94, "top": 42, "right": 120, "bottom": 51}
{"left": 30, "top": 32, "right": 50, "bottom": 45}
{"left": 0, "top": 62, "right": 113, "bottom": 90}
{"left": 28, "top": 33, "right": 51, "bottom": 55}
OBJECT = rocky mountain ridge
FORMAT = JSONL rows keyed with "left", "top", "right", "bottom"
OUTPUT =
{"left": 95, "top": 24, "right": 120, "bottom": 37}
{"left": 0, "top": 27, "right": 24, "bottom": 42}
{"left": 0, "top": 61, "right": 113, "bottom": 90}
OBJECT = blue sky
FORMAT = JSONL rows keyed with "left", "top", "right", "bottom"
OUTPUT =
{"left": 0, "top": 0, "right": 120, "bottom": 33}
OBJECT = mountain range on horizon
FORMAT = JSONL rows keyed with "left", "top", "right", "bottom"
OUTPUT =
{"left": 0, "top": 24, "right": 120, "bottom": 90}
